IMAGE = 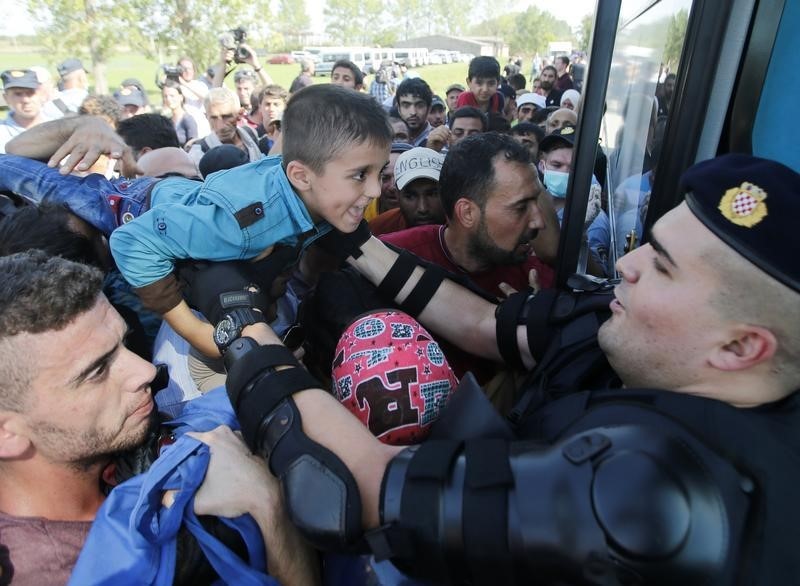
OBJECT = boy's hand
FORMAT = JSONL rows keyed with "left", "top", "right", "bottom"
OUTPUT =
{"left": 313, "top": 219, "right": 372, "bottom": 262}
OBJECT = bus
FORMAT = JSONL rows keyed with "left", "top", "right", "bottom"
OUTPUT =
{"left": 554, "top": 0, "right": 799, "bottom": 286}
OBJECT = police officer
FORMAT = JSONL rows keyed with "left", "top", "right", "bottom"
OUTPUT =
{"left": 179, "top": 154, "right": 800, "bottom": 584}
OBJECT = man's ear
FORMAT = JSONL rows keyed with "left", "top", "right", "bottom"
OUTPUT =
{"left": 453, "top": 197, "right": 480, "bottom": 229}
{"left": 709, "top": 325, "right": 778, "bottom": 372}
{"left": 0, "top": 413, "right": 32, "bottom": 459}
{"left": 285, "top": 160, "right": 314, "bottom": 192}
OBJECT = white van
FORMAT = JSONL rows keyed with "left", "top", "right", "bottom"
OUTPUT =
{"left": 316, "top": 47, "right": 370, "bottom": 76}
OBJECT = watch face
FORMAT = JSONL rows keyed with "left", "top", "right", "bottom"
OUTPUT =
{"left": 214, "top": 317, "right": 238, "bottom": 347}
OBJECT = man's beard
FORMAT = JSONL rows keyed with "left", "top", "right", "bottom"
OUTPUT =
{"left": 540, "top": 79, "right": 554, "bottom": 91}
{"left": 467, "top": 219, "right": 537, "bottom": 267}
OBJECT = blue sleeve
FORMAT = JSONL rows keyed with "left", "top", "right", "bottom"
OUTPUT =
{"left": 587, "top": 210, "right": 612, "bottom": 275}
{"left": 109, "top": 200, "right": 252, "bottom": 288}
{"left": 0, "top": 154, "right": 118, "bottom": 234}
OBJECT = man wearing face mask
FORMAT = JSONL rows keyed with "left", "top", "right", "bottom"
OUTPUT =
{"left": 539, "top": 125, "right": 610, "bottom": 274}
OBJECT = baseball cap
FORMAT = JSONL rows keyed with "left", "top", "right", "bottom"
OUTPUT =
{"left": 199, "top": 144, "right": 250, "bottom": 178}
{"left": 1, "top": 69, "right": 40, "bottom": 90}
{"left": 57, "top": 58, "right": 86, "bottom": 78}
{"left": 332, "top": 310, "right": 459, "bottom": 445}
{"left": 445, "top": 83, "right": 465, "bottom": 94}
{"left": 682, "top": 154, "right": 800, "bottom": 293}
{"left": 431, "top": 95, "right": 446, "bottom": 110}
{"left": 394, "top": 147, "right": 444, "bottom": 190}
{"left": 113, "top": 87, "right": 146, "bottom": 107}
{"left": 516, "top": 92, "right": 546, "bottom": 110}
{"left": 539, "top": 124, "right": 577, "bottom": 153}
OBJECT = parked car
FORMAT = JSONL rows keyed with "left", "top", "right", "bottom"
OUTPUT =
{"left": 268, "top": 54, "right": 295, "bottom": 64}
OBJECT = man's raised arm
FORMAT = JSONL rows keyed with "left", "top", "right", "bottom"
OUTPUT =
{"left": 6, "top": 115, "right": 140, "bottom": 177}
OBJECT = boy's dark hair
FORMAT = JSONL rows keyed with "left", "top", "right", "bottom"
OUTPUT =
{"left": 448, "top": 106, "right": 487, "bottom": 131}
{"left": 487, "top": 113, "right": 511, "bottom": 133}
{"left": 0, "top": 204, "right": 106, "bottom": 268}
{"left": 511, "top": 122, "right": 545, "bottom": 143}
{"left": 258, "top": 84, "right": 289, "bottom": 104}
{"left": 468, "top": 56, "right": 501, "bottom": 81}
{"left": 508, "top": 73, "right": 527, "bottom": 91}
{"left": 117, "top": 113, "right": 180, "bottom": 154}
{"left": 557, "top": 55, "right": 570, "bottom": 67}
{"left": 332, "top": 59, "right": 364, "bottom": 87}
{"left": 439, "top": 132, "right": 530, "bottom": 218}
{"left": 282, "top": 84, "right": 392, "bottom": 173}
{"left": 395, "top": 78, "right": 433, "bottom": 107}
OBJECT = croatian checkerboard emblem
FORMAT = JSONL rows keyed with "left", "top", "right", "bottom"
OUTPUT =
{"left": 718, "top": 181, "right": 767, "bottom": 228}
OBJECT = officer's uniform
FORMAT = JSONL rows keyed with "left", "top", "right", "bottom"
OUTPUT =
{"left": 370, "top": 154, "right": 800, "bottom": 584}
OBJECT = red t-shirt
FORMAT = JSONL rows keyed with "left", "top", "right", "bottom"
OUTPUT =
{"left": 369, "top": 208, "right": 408, "bottom": 237}
{"left": 380, "top": 225, "right": 554, "bottom": 382}
{"left": 0, "top": 511, "right": 91, "bottom": 586}
{"left": 381, "top": 224, "right": 554, "bottom": 298}
{"left": 455, "top": 91, "right": 504, "bottom": 114}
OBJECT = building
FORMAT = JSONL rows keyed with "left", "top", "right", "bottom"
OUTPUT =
{"left": 394, "top": 35, "right": 509, "bottom": 60}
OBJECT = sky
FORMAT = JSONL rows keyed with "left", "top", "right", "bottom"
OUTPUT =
{"left": 3, "top": 0, "right": 596, "bottom": 37}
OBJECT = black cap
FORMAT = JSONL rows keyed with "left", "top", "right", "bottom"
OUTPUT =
{"left": 431, "top": 95, "right": 446, "bottom": 110}
{"left": 1, "top": 69, "right": 39, "bottom": 90}
{"left": 57, "top": 58, "right": 85, "bottom": 78}
{"left": 199, "top": 145, "right": 249, "bottom": 178}
{"left": 683, "top": 153, "right": 800, "bottom": 292}
{"left": 538, "top": 124, "right": 576, "bottom": 153}
{"left": 114, "top": 87, "right": 146, "bottom": 107}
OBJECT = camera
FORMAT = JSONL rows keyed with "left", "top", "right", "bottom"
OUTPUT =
{"left": 155, "top": 64, "right": 184, "bottom": 89}
{"left": 231, "top": 26, "right": 251, "bottom": 64}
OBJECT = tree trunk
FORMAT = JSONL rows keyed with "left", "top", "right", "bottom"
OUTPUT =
{"left": 84, "top": 0, "right": 108, "bottom": 94}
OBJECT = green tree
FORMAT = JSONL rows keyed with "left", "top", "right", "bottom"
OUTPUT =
{"left": 577, "top": 13, "right": 594, "bottom": 53}
{"left": 663, "top": 8, "right": 688, "bottom": 70}
{"left": 26, "top": 0, "right": 134, "bottom": 93}
{"left": 471, "top": 6, "right": 571, "bottom": 56}
{"left": 274, "top": 0, "right": 310, "bottom": 50}
{"left": 124, "top": 0, "right": 271, "bottom": 75}
{"left": 324, "top": 0, "right": 384, "bottom": 45}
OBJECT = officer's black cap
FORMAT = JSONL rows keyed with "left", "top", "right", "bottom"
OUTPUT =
{"left": 683, "top": 153, "right": 800, "bottom": 292}
{"left": 1, "top": 69, "right": 39, "bottom": 90}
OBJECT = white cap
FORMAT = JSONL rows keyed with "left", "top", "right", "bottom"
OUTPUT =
{"left": 516, "top": 92, "right": 546, "bottom": 110}
{"left": 394, "top": 147, "right": 444, "bottom": 190}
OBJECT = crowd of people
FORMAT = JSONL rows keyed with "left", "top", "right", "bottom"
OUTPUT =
{"left": 0, "top": 43, "right": 798, "bottom": 586}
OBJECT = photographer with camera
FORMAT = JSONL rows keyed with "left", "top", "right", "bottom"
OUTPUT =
{"left": 211, "top": 27, "right": 272, "bottom": 90}
{"left": 176, "top": 57, "right": 209, "bottom": 111}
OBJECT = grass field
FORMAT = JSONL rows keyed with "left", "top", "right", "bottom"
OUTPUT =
{"left": 0, "top": 41, "right": 468, "bottom": 108}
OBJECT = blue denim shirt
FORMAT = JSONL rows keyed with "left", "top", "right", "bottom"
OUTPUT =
{"left": 109, "top": 156, "right": 330, "bottom": 288}
{"left": 0, "top": 154, "right": 156, "bottom": 235}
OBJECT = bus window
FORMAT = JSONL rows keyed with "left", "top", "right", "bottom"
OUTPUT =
{"left": 601, "top": 0, "right": 693, "bottom": 271}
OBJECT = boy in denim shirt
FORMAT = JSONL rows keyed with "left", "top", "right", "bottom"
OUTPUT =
{"left": 109, "top": 84, "right": 392, "bottom": 356}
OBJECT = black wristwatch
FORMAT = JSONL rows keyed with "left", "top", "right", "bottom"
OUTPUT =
{"left": 213, "top": 307, "right": 264, "bottom": 354}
